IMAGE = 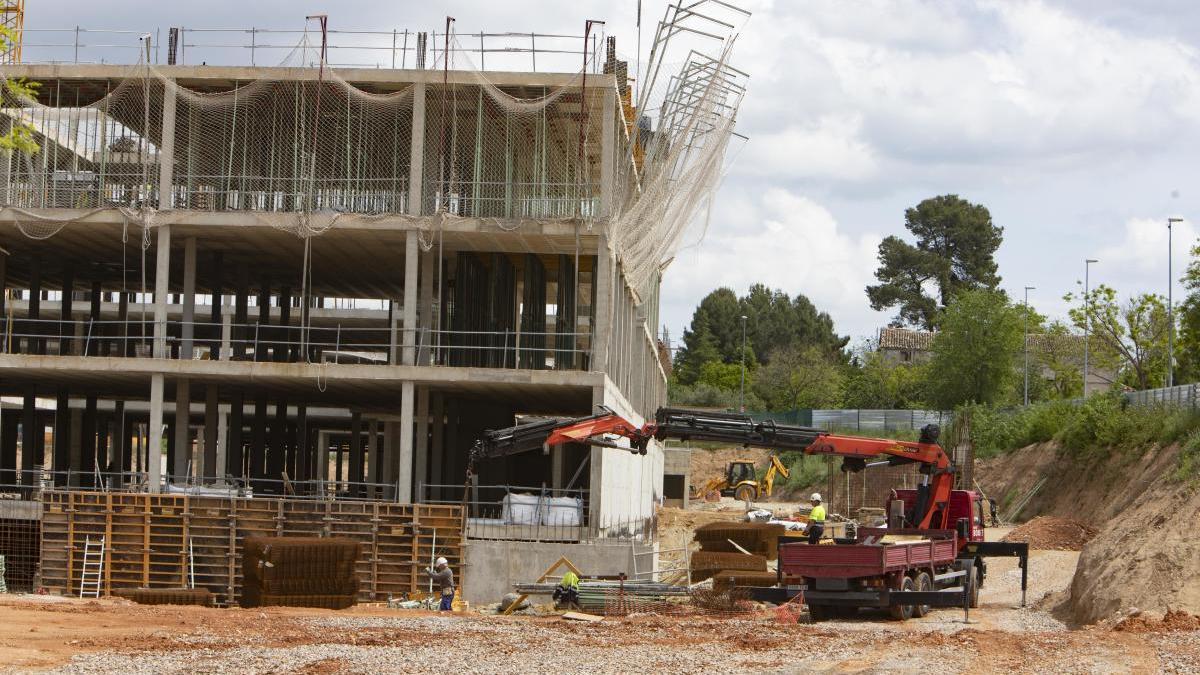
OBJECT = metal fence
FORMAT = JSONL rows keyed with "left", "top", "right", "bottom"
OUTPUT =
{"left": 20, "top": 27, "right": 609, "bottom": 73}
{"left": 1122, "top": 383, "right": 1200, "bottom": 408}
{"left": 0, "top": 317, "right": 592, "bottom": 371}
{"left": 422, "top": 482, "right": 655, "bottom": 543}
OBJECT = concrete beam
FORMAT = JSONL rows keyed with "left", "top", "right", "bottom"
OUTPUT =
{"left": 7, "top": 63, "right": 616, "bottom": 90}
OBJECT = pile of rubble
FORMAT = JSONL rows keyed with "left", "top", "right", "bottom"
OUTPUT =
{"left": 1002, "top": 516, "right": 1096, "bottom": 551}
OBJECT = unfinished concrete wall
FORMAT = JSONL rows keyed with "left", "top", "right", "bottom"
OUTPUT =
{"left": 462, "top": 539, "right": 654, "bottom": 605}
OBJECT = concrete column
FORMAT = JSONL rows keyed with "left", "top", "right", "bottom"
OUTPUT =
{"left": 27, "top": 254, "right": 40, "bottom": 354}
{"left": 430, "top": 393, "right": 444, "bottom": 500}
{"left": 114, "top": 400, "right": 127, "bottom": 481}
{"left": 600, "top": 85, "right": 616, "bottom": 218}
{"left": 173, "top": 381, "right": 190, "bottom": 480}
{"left": 414, "top": 386, "right": 429, "bottom": 501}
{"left": 220, "top": 300, "right": 232, "bottom": 360}
{"left": 234, "top": 264, "right": 249, "bottom": 360}
{"left": 552, "top": 445, "right": 564, "bottom": 493}
{"left": 251, "top": 396, "right": 267, "bottom": 485}
{"left": 365, "top": 418, "right": 379, "bottom": 493}
{"left": 68, "top": 408, "right": 82, "bottom": 488}
{"left": 591, "top": 239, "right": 613, "bottom": 374}
{"left": 589, "top": 386, "right": 606, "bottom": 532}
{"left": 148, "top": 373, "right": 164, "bottom": 490}
{"left": 53, "top": 390, "right": 70, "bottom": 484}
{"left": 397, "top": 381, "right": 415, "bottom": 503}
{"left": 382, "top": 421, "right": 396, "bottom": 499}
{"left": 408, "top": 82, "right": 426, "bottom": 216}
{"left": 20, "top": 393, "right": 38, "bottom": 484}
{"left": 210, "top": 251, "right": 223, "bottom": 357}
{"left": 181, "top": 236, "right": 197, "bottom": 358}
{"left": 153, "top": 225, "right": 171, "bottom": 359}
{"left": 158, "top": 78, "right": 177, "bottom": 209}
{"left": 214, "top": 410, "right": 227, "bottom": 483}
{"left": 403, "top": 231, "right": 419, "bottom": 365}
{"left": 118, "top": 291, "right": 130, "bottom": 357}
{"left": 227, "top": 392, "right": 243, "bottom": 480}
{"left": 316, "top": 430, "right": 329, "bottom": 482}
{"left": 89, "top": 280, "right": 101, "bottom": 356}
{"left": 60, "top": 266, "right": 73, "bottom": 355}
{"left": 388, "top": 301, "right": 398, "bottom": 365}
{"left": 419, "top": 249, "right": 434, "bottom": 365}
{"left": 80, "top": 397, "right": 97, "bottom": 485}
{"left": 203, "top": 384, "right": 218, "bottom": 482}
{"left": 349, "top": 412, "right": 363, "bottom": 490}
{"left": 0, "top": 410, "right": 16, "bottom": 486}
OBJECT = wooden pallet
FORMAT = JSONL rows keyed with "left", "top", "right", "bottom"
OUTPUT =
{"left": 40, "top": 491, "right": 464, "bottom": 606}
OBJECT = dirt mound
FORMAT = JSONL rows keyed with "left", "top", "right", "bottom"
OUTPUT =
{"left": 1113, "top": 609, "right": 1200, "bottom": 633}
{"left": 1065, "top": 466, "right": 1200, "bottom": 625}
{"left": 1002, "top": 516, "right": 1097, "bottom": 551}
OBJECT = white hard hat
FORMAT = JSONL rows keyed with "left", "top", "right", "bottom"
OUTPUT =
{"left": 436, "top": 557, "right": 448, "bottom": 566}
{"left": 810, "top": 493, "right": 822, "bottom": 502}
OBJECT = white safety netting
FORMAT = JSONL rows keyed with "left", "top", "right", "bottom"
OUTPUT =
{"left": 0, "top": 4, "right": 748, "bottom": 299}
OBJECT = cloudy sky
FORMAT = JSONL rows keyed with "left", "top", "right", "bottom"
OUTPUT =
{"left": 25, "top": 0, "right": 1200, "bottom": 345}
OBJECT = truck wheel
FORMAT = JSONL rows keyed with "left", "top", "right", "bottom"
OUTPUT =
{"left": 969, "top": 567, "right": 981, "bottom": 608}
{"left": 889, "top": 576, "right": 915, "bottom": 621}
{"left": 913, "top": 572, "right": 932, "bottom": 618}
{"left": 734, "top": 484, "right": 757, "bottom": 503}
{"left": 807, "top": 604, "right": 829, "bottom": 622}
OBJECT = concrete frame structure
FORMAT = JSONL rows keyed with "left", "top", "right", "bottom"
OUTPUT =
{"left": 0, "top": 56, "right": 667, "bottom": 535}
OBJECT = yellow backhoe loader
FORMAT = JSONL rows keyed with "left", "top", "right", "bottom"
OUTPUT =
{"left": 690, "top": 455, "right": 790, "bottom": 503}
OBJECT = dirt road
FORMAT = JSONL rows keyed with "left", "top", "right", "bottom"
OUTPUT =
{"left": 2, "top": 541, "right": 1197, "bottom": 674}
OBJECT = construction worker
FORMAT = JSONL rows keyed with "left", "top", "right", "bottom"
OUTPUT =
{"left": 553, "top": 570, "right": 581, "bottom": 610}
{"left": 427, "top": 557, "right": 455, "bottom": 611}
{"left": 807, "top": 493, "right": 826, "bottom": 545}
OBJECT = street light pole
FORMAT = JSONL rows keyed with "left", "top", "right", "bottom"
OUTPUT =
{"left": 1168, "top": 217, "right": 1183, "bottom": 388}
{"left": 739, "top": 315, "right": 748, "bottom": 412}
{"left": 1024, "top": 286, "right": 1035, "bottom": 405}
{"left": 1084, "top": 259, "right": 1098, "bottom": 397}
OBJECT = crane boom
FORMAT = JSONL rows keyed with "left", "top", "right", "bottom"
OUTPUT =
{"left": 469, "top": 406, "right": 956, "bottom": 529}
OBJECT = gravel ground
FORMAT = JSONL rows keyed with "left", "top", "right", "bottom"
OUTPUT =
{"left": 6, "top": 547, "right": 1198, "bottom": 673}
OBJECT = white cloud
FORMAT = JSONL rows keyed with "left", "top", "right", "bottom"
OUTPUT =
{"left": 661, "top": 189, "right": 887, "bottom": 340}
{"left": 1094, "top": 217, "right": 1197, "bottom": 295}
{"left": 740, "top": 115, "right": 877, "bottom": 181}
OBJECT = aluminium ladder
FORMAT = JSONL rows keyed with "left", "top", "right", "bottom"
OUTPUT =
{"left": 79, "top": 536, "right": 105, "bottom": 598}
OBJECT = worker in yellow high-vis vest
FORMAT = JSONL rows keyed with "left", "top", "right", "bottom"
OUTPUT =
{"left": 807, "top": 493, "right": 826, "bottom": 545}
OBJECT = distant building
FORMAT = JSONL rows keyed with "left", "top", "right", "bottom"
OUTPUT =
{"left": 876, "top": 327, "right": 1115, "bottom": 395}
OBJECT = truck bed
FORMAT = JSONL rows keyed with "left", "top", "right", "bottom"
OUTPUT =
{"left": 779, "top": 530, "right": 958, "bottom": 579}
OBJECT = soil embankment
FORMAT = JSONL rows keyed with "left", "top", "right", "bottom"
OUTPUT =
{"left": 977, "top": 441, "right": 1200, "bottom": 625}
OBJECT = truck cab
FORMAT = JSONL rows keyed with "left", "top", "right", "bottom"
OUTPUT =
{"left": 890, "top": 489, "right": 985, "bottom": 543}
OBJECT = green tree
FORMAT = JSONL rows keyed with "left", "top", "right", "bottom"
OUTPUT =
{"left": 740, "top": 283, "right": 846, "bottom": 362}
{"left": 1032, "top": 320, "right": 1084, "bottom": 399}
{"left": 673, "top": 284, "right": 846, "bottom": 386}
{"left": 1, "top": 27, "right": 39, "bottom": 154}
{"left": 1177, "top": 241, "right": 1200, "bottom": 383}
{"left": 925, "top": 289, "right": 1024, "bottom": 407}
{"left": 673, "top": 287, "right": 745, "bottom": 384}
{"left": 751, "top": 344, "right": 844, "bottom": 410}
{"left": 866, "top": 195, "right": 1003, "bottom": 330}
{"left": 1066, "top": 285, "right": 1168, "bottom": 390}
{"left": 842, "top": 350, "right": 928, "bottom": 409}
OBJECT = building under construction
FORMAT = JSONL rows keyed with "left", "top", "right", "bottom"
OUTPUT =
{"left": 0, "top": 7, "right": 747, "bottom": 603}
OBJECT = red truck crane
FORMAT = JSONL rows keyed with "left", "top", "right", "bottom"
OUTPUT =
{"left": 472, "top": 407, "right": 1029, "bottom": 620}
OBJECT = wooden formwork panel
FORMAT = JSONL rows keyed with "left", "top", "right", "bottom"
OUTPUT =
{"left": 39, "top": 492, "right": 464, "bottom": 606}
